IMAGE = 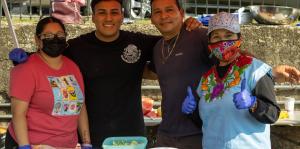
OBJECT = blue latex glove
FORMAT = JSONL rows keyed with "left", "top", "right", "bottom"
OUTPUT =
{"left": 81, "top": 144, "right": 93, "bottom": 149}
{"left": 197, "top": 16, "right": 211, "bottom": 26}
{"left": 9, "top": 48, "right": 28, "bottom": 63}
{"left": 18, "top": 145, "right": 31, "bottom": 149}
{"left": 182, "top": 86, "right": 197, "bottom": 114}
{"left": 233, "top": 79, "right": 256, "bottom": 109}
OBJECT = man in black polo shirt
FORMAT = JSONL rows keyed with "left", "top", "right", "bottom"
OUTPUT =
{"left": 150, "top": 0, "right": 209, "bottom": 148}
{"left": 150, "top": 0, "right": 300, "bottom": 148}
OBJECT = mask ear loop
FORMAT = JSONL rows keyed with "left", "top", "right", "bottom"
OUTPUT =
{"left": 237, "top": 33, "right": 242, "bottom": 47}
{"left": 36, "top": 35, "right": 43, "bottom": 52}
{"left": 65, "top": 42, "right": 70, "bottom": 49}
{"left": 63, "top": 32, "right": 69, "bottom": 49}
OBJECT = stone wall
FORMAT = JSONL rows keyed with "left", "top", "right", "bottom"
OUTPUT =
{"left": 1, "top": 25, "right": 300, "bottom": 81}
{"left": 1, "top": 23, "right": 299, "bottom": 99}
{"left": 0, "top": 22, "right": 300, "bottom": 148}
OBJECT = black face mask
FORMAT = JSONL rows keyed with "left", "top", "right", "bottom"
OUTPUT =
{"left": 41, "top": 37, "right": 67, "bottom": 57}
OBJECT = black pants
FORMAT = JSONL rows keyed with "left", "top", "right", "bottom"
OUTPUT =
{"left": 5, "top": 130, "right": 18, "bottom": 149}
{"left": 155, "top": 132, "right": 203, "bottom": 149}
{"left": 4, "top": 130, "right": 82, "bottom": 149}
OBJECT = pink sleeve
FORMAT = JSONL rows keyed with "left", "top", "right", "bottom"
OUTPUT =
{"left": 76, "top": 0, "right": 85, "bottom": 6}
{"left": 65, "top": 0, "right": 85, "bottom": 6}
{"left": 9, "top": 65, "right": 35, "bottom": 102}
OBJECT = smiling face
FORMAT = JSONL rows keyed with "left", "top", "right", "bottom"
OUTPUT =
{"left": 151, "top": 0, "right": 184, "bottom": 39}
{"left": 92, "top": 0, "right": 123, "bottom": 42}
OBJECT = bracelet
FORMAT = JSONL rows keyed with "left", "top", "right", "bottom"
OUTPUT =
{"left": 250, "top": 100, "right": 258, "bottom": 113}
{"left": 82, "top": 144, "right": 93, "bottom": 147}
{"left": 18, "top": 145, "right": 31, "bottom": 149}
{"left": 81, "top": 144, "right": 93, "bottom": 149}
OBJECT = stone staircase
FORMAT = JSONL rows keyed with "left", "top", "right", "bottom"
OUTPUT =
{"left": 0, "top": 84, "right": 299, "bottom": 148}
{"left": 0, "top": 84, "right": 299, "bottom": 122}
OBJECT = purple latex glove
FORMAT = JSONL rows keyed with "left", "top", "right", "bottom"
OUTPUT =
{"left": 233, "top": 79, "right": 256, "bottom": 109}
{"left": 18, "top": 145, "right": 31, "bottom": 149}
{"left": 9, "top": 48, "right": 28, "bottom": 63}
{"left": 81, "top": 144, "right": 93, "bottom": 149}
{"left": 182, "top": 86, "right": 197, "bottom": 114}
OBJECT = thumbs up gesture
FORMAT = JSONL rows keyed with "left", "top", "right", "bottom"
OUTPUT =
{"left": 233, "top": 79, "right": 256, "bottom": 109}
{"left": 182, "top": 86, "right": 197, "bottom": 114}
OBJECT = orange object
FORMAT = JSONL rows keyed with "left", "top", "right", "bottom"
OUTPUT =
{"left": 146, "top": 111, "right": 158, "bottom": 118}
{"left": 142, "top": 97, "right": 153, "bottom": 115}
{"left": 0, "top": 126, "right": 7, "bottom": 134}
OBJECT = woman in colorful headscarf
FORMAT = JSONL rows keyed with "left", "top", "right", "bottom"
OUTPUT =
{"left": 183, "top": 12, "right": 280, "bottom": 149}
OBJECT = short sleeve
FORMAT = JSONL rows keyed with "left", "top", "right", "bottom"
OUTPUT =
{"left": 9, "top": 64, "right": 35, "bottom": 102}
{"left": 136, "top": 33, "right": 161, "bottom": 61}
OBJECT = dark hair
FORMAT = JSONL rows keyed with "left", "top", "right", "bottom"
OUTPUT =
{"left": 150, "top": 0, "right": 181, "bottom": 10}
{"left": 35, "top": 17, "right": 66, "bottom": 37}
{"left": 91, "top": 0, "right": 122, "bottom": 14}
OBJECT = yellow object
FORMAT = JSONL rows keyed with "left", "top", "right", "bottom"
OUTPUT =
{"left": 201, "top": 79, "right": 208, "bottom": 91}
{"left": 0, "top": 126, "right": 7, "bottom": 134}
{"left": 279, "top": 111, "right": 289, "bottom": 119}
{"left": 112, "top": 140, "right": 140, "bottom": 146}
{"left": 157, "top": 107, "right": 162, "bottom": 117}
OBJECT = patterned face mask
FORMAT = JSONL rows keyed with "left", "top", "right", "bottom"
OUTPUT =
{"left": 208, "top": 40, "right": 241, "bottom": 62}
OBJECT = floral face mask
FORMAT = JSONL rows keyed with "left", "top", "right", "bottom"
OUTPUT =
{"left": 208, "top": 40, "right": 241, "bottom": 62}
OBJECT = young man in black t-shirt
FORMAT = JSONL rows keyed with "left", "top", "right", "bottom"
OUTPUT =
{"left": 64, "top": 0, "right": 160, "bottom": 147}
{"left": 65, "top": 0, "right": 201, "bottom": 147}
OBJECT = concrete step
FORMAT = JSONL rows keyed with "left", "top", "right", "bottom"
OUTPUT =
{"left": 0, "top": 115, "right": 11, "bottom": 119}
{"left": 0, "top": 103, "right": 10, "bottom": 108}
{"left": 142, "top": 85, "right": 300, "bottom": 90}
{"left": 0, "top": 85, "right": 299, "bottom": 120}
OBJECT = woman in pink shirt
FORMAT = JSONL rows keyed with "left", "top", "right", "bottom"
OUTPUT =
{"left": 5, "top": 17, "right": 91, "bottom": 149}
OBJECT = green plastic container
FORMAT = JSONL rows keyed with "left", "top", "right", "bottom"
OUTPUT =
{"left": 102, "top": 136, "right": 148, "bottom": 149}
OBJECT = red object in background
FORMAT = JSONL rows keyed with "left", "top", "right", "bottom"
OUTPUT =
{"left": 51, "top": 0, "right": 86, "bottom": 24}
{"left": 142, "top": 97, "right": 153, "bottom": 115}
{"left": 145, "top": 111, "right": 158, "bottom": 118}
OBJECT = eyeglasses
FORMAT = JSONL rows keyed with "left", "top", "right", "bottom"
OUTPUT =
{"left": 39, "top": 32, "right": 67, "bottom": 40}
